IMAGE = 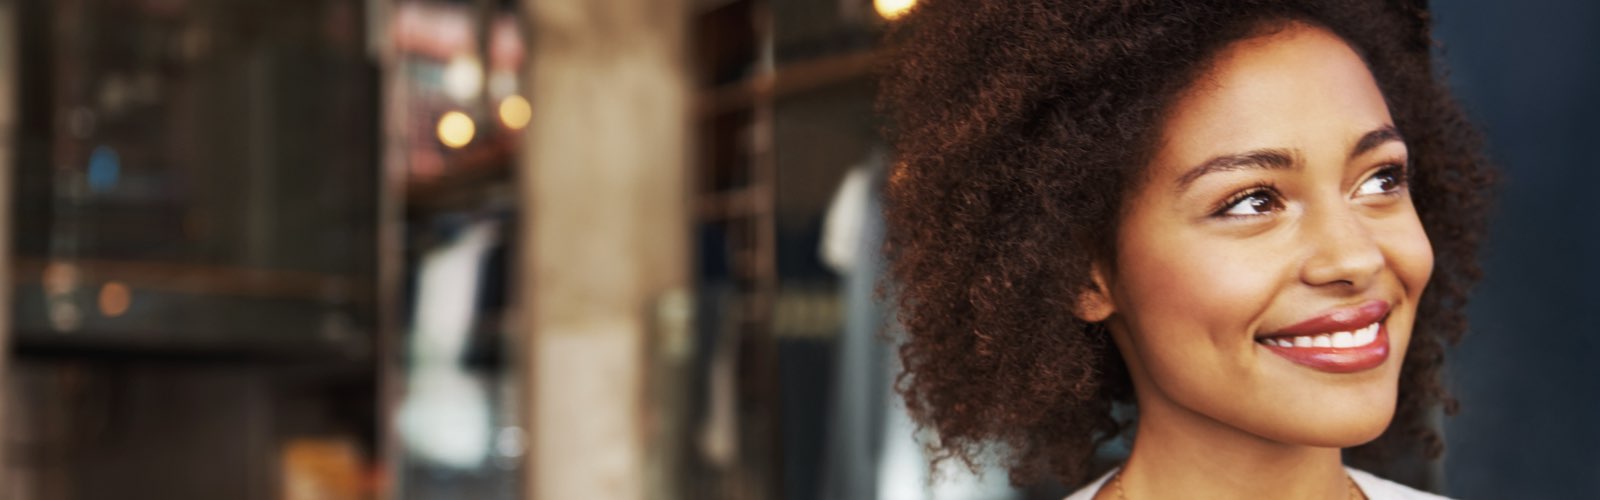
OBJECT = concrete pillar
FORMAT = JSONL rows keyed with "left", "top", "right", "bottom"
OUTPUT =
{"left": 517, "top": 0, "right": 689, "bottom": 498}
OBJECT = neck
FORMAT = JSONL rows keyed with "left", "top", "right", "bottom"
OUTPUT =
{"left": 1109, "top": 395, "right": 1351, "bottom": 500}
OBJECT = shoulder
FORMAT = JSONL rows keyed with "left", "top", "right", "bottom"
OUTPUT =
{"left": 1062, "top": 468, "right": 1117, "bottom": 500}
{"left": 1347, "top": 468, "right": 1454, "bottom": 500}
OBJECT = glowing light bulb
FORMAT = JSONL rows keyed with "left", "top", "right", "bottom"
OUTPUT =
{"left": 498, "top": 95, "right": 531, "bottom": 130}
{"left": 875, "top": 0, "right": 916, "bottom": 20}
{"left": 437, "top": 111, "right": 476, "bottom": 149}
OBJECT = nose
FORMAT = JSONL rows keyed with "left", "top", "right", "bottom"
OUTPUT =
{"left": 1299, "top": 204, "right": 1385, "bottom": 291}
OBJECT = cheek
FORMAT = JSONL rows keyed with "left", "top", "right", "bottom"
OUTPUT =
{"left": 1389, "top": 216, "right": 1435, "bottom": 300}
{"left": 1111, "top": 233, "right": 1291, "bottom": 426}
{"left": 1380, "top": 208, "right": 1434, "bottom": 357}
{"left": 1118, "top": 237, "right": 1282, "bottom": 337}
{"left": 1114, "top": 231, "right": 1284, "bottom": 368}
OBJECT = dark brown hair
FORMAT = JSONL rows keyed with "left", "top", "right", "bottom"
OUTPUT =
{"left": 878, "top": 0, "right": 1493, "bottom": 487}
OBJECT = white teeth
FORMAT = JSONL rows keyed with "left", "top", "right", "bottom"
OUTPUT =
{"left": 1354, "top": 323, "right": 1378, "bottom": 346}
{"left": 1331, "top": 331, "right": 1355, "bottom": 348}
{"left": 1261, "top": 321, "right": 1382, "bottom": 349}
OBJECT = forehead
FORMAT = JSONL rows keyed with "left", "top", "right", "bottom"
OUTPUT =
{"left": 1147, "top": 22, "right": 1393, "bottom": 179}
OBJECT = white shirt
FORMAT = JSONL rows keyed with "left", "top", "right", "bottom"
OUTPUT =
{"left": 1063, "top": 467, "right": 1452, "bottom": 500}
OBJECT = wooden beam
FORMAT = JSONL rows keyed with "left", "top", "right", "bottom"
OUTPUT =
{"left": 10, "top": 258, "right": 367, "bottom": 303}
{"left": 695, "top": 49, "right": 881, "bottom": 117}
{"left": 0, "top": 1, "right": 16, "bottom": 490}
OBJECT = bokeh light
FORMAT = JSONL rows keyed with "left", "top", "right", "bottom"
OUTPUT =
{"left": 88, "top": 145, "right": 121, "bottom": 193}
{"left": 436, "top": 111, "right": 476, "bottom": 149}
{"left": 874, "top": 0, "right": 916, "bottom": 20}
{"left": 42, "top": 261, "right": 80, "bottom": 295}
{"left": 498, "top": 95, "right": 531, "bottom": 130}
{"left": 99, "top": 281, "right": 132, "bottom": 317}
{"left": 442, "top": 56, "right": 484, "bottom": 102}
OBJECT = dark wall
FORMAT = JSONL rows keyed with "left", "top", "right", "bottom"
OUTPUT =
{"left": 1430, "top": 1, "right": 1600, "bottom": 498}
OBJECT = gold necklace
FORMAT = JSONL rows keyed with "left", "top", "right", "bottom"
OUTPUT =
{"left": 1110, "top": 470, "right": 1364, "bottom": 500}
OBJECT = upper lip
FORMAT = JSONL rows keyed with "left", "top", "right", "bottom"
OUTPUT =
{"left": 1258, "top": 299, "right": 1392, "bottom": 338}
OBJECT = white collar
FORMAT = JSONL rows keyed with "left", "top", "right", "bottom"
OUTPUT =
{"left": 1063, "top": 466, "right": 1452, "bottom": 500}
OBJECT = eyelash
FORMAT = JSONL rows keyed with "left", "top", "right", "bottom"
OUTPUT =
{"left": 1211, "top": 181, "right": 1282, "bottom": 218}
{"left": 1360, "top": 163, "right": 1411, "bottom": 196}
{"left": 1209, "top": 163, "right": 1410, "bottom": 219}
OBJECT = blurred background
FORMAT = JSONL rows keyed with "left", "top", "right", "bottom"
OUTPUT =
{"left": 0, "top": 0, "right": 1591, "bottom": 499}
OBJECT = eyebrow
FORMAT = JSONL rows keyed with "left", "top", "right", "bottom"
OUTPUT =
{"left": 1172, "top": 125, "right": 1405, "bottom": 192}
{"left": 1173, "top": 148, "right": 1298, "bottom": 191}
{"left": 1349, "top": 124, "right": 1404, "bottom": 159}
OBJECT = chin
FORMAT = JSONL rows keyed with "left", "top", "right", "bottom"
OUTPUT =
{"left": 1254, "top": 397, "right": 1398, "bottom": 449}
{"left": 1298, "top": 416, "right": 1393, "bottom": 449}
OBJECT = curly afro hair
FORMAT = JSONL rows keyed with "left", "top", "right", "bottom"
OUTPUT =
{"left": 878, "top": 0, "right": 1494, "bottom": 488}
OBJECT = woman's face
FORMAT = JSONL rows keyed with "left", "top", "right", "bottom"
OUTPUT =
{"left": 1090, "top": 23, "right": 1434, "bottom": 447}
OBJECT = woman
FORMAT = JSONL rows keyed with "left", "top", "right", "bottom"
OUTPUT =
{"left": 878, "top": 1, "right": 1493, "bottom": 498}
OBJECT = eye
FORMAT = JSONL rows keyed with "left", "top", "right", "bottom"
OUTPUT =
{"left": 1217, "top": 188, "right": 1285, "bottom": 217}
{"left": 1356, "top": 165, "right": 1408, "bottom": 196}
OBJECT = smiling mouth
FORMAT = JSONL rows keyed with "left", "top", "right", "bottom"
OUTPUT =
{"left": 1255, "top": 321, "right": 1381, "bottom": 349}
{"left": 1255, "top": 300, "right": 1392, "bottom": 373}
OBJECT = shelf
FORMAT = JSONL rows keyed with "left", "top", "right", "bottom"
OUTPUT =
{"left": 696, "top": 49, "right": 882, "bottom": 117}
{"left": 9, "top": 277, "right": 373, "bottom": 366}
{"left": 697, "top": 185, "right": 773, "bottom": 220}
{"left": 11, "top": 331, "right": 373, "bottom": 367}
{"left": 405, "top": 137, "right": 516, "bottom": 214}
{"left": 13, "top": 257, "right": 367, "bottom": 303}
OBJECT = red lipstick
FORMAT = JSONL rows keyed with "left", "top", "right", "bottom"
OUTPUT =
{"left": 1257, "top": 299, "right": 1391, "bottom": 373}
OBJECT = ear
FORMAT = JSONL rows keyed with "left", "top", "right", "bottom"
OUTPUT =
{"left": 1072, "top": 262, "right": 1116, "bottom": 323}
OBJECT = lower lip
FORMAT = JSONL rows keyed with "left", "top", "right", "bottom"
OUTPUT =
{"left": 1259, "top": 323, "right": 1389, "bottom": 373}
